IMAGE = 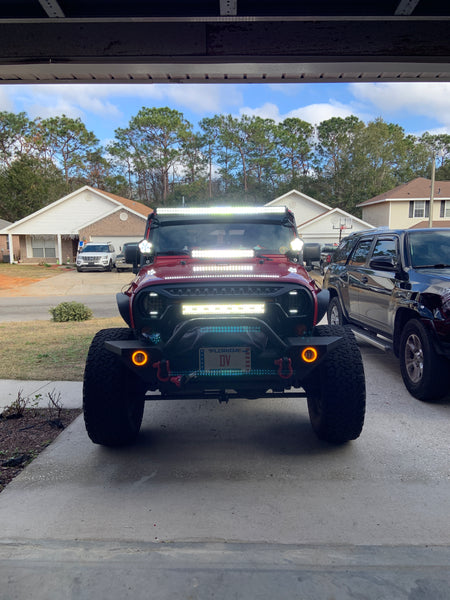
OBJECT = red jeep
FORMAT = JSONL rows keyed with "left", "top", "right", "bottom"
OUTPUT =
{"left": 83, "top": 207, "right": 365, "bottom": 446}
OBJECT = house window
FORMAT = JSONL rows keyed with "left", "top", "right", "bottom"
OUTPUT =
{"left": 413, "top": 201, "right": 425, "bottom": 218}
{"left": 31, "top": 236, "right": 56, "bottom": 258}
{"left": 409, "top": 200, "right": 430, "bottom": 219}
{"left": 444, "top": 201, "right": 450, "bottom": 218}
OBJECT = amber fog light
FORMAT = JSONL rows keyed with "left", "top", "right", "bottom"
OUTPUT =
{"left": 132, "top": 351, "right": 148, "bottom": 366}
{"left": 301, "top": 347, "right": 318, "bottom": 363}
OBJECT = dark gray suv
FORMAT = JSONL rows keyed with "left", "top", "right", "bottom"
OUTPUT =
{"left": 323, "top": 227, "right": 450, "bottom": 402}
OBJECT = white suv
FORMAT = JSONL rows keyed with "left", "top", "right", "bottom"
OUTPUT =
{"left": 76, "top": 242, "right": 117, "bottom": 272}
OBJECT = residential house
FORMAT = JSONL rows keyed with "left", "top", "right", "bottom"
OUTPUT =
{"left": 0, "top": 218, "right": 20, "bottom": 263}
{"left": 0, "top": 186, "right": 151, "bottom": 264}
{"left": 266, "top": 189, "right": 374, "bottom": 244}
{"left": 357, "top": 178, "right": 450, "bottom": 229}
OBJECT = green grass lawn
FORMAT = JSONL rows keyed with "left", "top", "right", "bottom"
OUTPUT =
{"left": 0, "top": 317, "right": 123, "bottom": 381}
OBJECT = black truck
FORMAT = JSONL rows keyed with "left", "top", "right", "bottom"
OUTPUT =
{"left": 323, "top": 227, "right": 450, "bottom": 402}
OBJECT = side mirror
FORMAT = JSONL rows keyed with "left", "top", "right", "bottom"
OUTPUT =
{"left": 369, "top": 255, "right": 397, "bottom": 271}
{"left": 124, "top": 243, "right": 141, "bottom": 274}
{"left": 303, "top": 243, "right": 321, "bottom": 266}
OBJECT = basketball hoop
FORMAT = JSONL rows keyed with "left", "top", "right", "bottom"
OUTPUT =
{"left": 331, "top": 215, "right": 353, "bottom": 241}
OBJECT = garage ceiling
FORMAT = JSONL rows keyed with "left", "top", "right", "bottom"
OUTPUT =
{"left": 0, "top": 1, "right": 449, "bottom": 84}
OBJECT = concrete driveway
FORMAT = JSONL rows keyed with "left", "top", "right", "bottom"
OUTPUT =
{"left": 0, "top": 268, "right": 448, "bottom": 598}
{"left": 0, "top": 340, "right": 449, "bottom": 599}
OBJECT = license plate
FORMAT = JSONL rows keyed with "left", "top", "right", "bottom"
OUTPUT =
{"left": 200, "top": 347, "right": 251, "bottom": 372}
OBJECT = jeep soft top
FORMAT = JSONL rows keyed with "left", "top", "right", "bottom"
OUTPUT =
{"left": 83, "top": 206, "right": 366, "bottom": 446}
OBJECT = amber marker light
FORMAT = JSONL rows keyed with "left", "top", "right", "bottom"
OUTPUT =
{"left": 301, "top": 347, "right": 318, "bottom": 363}
{"left": 132, "top": 351, "right": 148, "bottom": 366}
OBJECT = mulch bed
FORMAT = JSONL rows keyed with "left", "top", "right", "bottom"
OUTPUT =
{"left": 0, "top": 408, "right": 82, "bottom": 493}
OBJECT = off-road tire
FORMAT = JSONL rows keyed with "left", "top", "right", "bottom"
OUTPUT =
{"left": 304, "top": 325, "right": 366, "bottom": 443}
{"left": 83, "top": 328, "right": 146, "bottom": 446}
{"left": 399, "top": 319, "right": 449, "bottom": 402}
{"left": 327, "top": 296, "right": 348, "bottom": 326}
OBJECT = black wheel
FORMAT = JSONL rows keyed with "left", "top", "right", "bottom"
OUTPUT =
{"left": 76, "top": 266, "right": 82, "bottom": 272}
{"left": 105, "top": 260, "right": 113, "bottom": 272}
{"left": 304, "top": 325, "right": 366, "bottom": 443}
{"left": 327, "top": 296, "right": 347, "bottom": 326}
{"left": 399, "top": 319, "right": 449, "bottom": 402}
{"left": 83, "top": 328, "right": 146, "bottom": 446}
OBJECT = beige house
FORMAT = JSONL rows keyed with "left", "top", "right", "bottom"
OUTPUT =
{"left": 266, "top": 189, "right": 374, "bottom": 244}
{"left": 0, "top": 186, "right": 151, "bottom": 264}
{"left": 0, "top": 218, "right": 20, "bottom": 263}
{"left": 357, "top": 178, "right": 450, "bottom": 229}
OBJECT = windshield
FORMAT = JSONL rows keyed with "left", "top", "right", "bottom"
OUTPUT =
{"left": 408, "top": 230, "right": 450, "bottom": 268}
{"left": 80, "top": 244, "right": 109, "bottom": 253}
{"left": 150, "top": 222, "right": 296, "bottom": 255}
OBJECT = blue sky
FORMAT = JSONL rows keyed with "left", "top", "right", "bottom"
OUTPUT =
{"left": 1, "top": 81, "right": 449, "bottom": 147}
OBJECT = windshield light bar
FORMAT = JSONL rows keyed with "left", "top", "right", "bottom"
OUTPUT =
{"left": 182, "top": 303, "right": 265, "bottom": 316}
{"left": 157, "top": 207, "right": 286, "bottom": 215}
{"left": 192, "top": 249, "right": 254, "bottom": 259}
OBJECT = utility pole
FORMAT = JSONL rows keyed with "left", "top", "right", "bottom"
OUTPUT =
{"left": 429, "top": 156, "right": 435, "bottom": 228}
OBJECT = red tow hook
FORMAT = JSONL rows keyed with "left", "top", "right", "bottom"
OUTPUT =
{"left": 152, "top": 361, "right": 183, "bottom": 388}
{"left": 274, "top": 357, "right": 293, "bottom": 379}
{"left": 170, "top": 376, "right": 182, "bottom": 388}
{"left": 152, "top": 360, "right": 171, "bottom": 382}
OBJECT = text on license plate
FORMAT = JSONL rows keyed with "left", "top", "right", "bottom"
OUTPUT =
{"left": 200, "top": 347, "right": 251, "bottom": 372}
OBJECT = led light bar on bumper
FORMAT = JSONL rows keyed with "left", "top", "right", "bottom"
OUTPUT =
{"left": 182, "top": 303, "right": 265, "bottom": 316}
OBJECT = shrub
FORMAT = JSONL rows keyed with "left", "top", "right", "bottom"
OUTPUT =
{"left": 49, "top": 301, "right": 93, "bottom": 322}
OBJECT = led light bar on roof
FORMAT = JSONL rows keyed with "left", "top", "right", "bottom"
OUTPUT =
{"left": 156, "top": 207, "right": 286, "bottom": 215}
{"left": 192, "top": 249, "right": 254, "bottom": 259}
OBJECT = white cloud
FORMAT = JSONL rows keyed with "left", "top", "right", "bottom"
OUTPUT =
{"left": 239, "top": 102, "right": 282, "bottom": 120}
{"left": 240, "top": 101, "right": 354, "bottom": 125}
{"left": 350, "top": 82, "right": 450, "bottom": 129}
{"left": 0, "top": 88, "right": 13, "bottom": 112}
{"left": 285, "top": 102, "right": 354, "bottom": 124}
{"left": 0, "top": 83, "right": 244, "bottom": 134}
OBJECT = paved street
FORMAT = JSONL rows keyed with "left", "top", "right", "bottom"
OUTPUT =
{"left": 0, "top": 270, "right": 134, "bottom": 321}
{"left": 0, "top": 270, "right": 449, "bottom": 598}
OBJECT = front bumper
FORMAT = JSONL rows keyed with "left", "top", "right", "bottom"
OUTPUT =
{"left": 105, "top": 316, "right": 341, "bottom": 394}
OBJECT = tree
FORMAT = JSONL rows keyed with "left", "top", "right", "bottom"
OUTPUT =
{"left": 276, "top": 117, "right": 314, "bottom": 183}
{"left": 30, "top": 115, "right": 99, "bottom": 186}
{"left": 315, "top": 116, "right": 365, "bottom": 210}
{"left": 0, "top": 111, "right": 30, "bottom": 167}
{"left": 125, "top": 107, "right": 192, "bottom": 204}
{"left": 0, "top": 155, "right": 65, "bottom": 221}
{"left": 199, "top": 115, "right": 223, "bottom": 198}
